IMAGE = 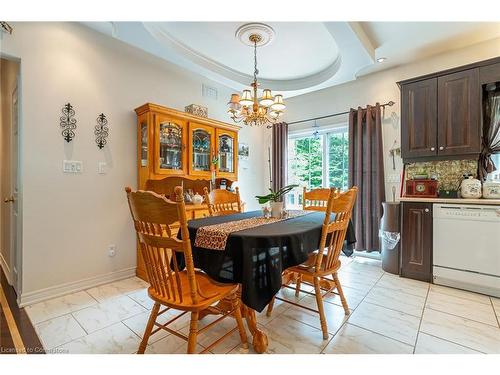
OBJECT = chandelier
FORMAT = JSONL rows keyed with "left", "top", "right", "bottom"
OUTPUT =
{"left": 227, "top": 33, "right": 286, "bottom": 127}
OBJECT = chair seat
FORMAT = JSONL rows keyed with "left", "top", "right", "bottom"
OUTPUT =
{"left": 288, "top": 250, "right": 341, "bottom": 276}
{"left": 148, "top": 270, "right": 238, "bottom": 311}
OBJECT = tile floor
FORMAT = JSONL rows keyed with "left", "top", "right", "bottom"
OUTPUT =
{"left": 25, "top": 256, "right": 500, "bottom": 354}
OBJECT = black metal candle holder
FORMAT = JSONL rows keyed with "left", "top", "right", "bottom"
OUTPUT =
{"left": 95, "top": 113, "right": 109, "bottom": 149}
{"left": 60, "top": 103, "right": 77, "bottom": 142}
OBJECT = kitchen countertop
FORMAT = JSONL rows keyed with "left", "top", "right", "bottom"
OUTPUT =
{"left": 399, "top": 197, "right": 500, "bottom": 205}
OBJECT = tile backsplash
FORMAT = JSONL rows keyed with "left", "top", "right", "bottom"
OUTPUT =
{"left": 406, "top": 159, "right": 478, "bottom": 190}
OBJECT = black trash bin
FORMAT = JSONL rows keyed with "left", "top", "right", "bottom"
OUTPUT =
{"left": 380, "top": 202, "right": 401, "bottom": 275}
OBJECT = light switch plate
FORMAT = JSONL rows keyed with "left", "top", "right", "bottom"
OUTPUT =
{"left": 63, "top": 160, "right": 83, "bottom": 174}
{"left": 98, "top": 162, "right": 107, "bottom": 174}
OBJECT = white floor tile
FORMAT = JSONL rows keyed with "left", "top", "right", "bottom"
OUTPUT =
{"left": 375, "top": 274, "right": 429, "bottom": 298}
{"left": 365, "top": 285, "right": 426, "bottom": 317}
{"left": 336, "top": 270, "right": 378, "bottom": 292}
{"left": 282, "top": 295, "right": 349, "bottom": 335}
{"left": 57, "top": 323, "right": 140, "bottom": 354}
{"left": 261, "top": 315, "right": 331, "bottom": 353}
{"left": 348, "top": 301, "right": 420, "bottom": 345}
{"left": 127, "top": 288, "right": 154, "bottom": 310}
{"left": 122, "top": 309, "right": 179, "bottom": 344}
{"left": 420, "top": 309, "right": 500, "bottom": 354}
{"left": 429, "top": 284, "right": 491, "bottom": 305}
{"left": 86, "top": 277, "right": 148, "bottom": 303}
{"left": 25, "top": 291, "right": 97, "bottom": 325}
{"left": 72, "top": 295, "right": 146, "bottom": 333}
{"left": 322, "top": 323, "right": 413, "bottom": 354}
{"left": 426, "top": 290, "right": 498, "bottom": 326}
{"left": 35, "top": 314, "right": 86, "bottom": 350}
{"left": 490, "top": 297, "right": 500, "bottom": 320}
{"left": 322, "top": 284, "right": 367, "bottom": 310}
{"left": 146, "top": 334, "right": 205, "bottom": 354}
{"left": 414, "top": 332, "right": 482, "bottom": 354}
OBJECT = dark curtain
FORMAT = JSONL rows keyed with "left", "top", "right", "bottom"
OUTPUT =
{"left": 348, "top": 104, "right": 385, "bottom": 252}
{"left": 478, "top": 90, "right": 500, "bottom": 181}
{"left": 272, "top": 122, "right": 288, "bottom": 194}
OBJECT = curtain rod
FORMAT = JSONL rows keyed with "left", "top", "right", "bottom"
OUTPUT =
{"left": 287, "top": 101, "right": 395, "bottom": 126}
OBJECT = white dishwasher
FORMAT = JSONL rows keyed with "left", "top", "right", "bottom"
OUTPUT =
{"left": 433, "top": 204, "right": 500, "bottom": 297}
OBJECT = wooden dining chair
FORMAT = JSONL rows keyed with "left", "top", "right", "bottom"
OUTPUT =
{"left": 302, "top": 187, "right": 334, "bottom": 211}
{"left": 125, "top": 186, "right": 248, "bottom": 354}
{"left": 203, "top": 187, "right": 242, "bottom": 217}
{"left": 289, "top": 187, "right": 340, "bottom": 296}
{"left": 266, "top": 187, "right": 358, "bottom": 340}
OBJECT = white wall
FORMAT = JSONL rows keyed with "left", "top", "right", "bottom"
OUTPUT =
{"left": 1, "top": 22, "right": 267, "bottom": 302}
{"left": 284, "top": 38, "right": 500, "bottom": 199}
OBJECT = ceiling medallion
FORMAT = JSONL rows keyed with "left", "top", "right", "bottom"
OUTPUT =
{"left": 228, "top": 23, "right": 285, "bottom": 128}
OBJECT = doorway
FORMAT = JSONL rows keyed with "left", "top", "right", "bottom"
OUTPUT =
{"left": 1, "top": 56, "right": 22, "bottom": 297}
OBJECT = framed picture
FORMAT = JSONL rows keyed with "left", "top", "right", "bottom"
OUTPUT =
{"left": 238, "top": 143, "right": 249, "bottom": 159}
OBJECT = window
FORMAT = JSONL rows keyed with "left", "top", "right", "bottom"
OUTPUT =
{"left": 489, "top": 153, "right": 500, "bottom": 180}
{"left": 287, "top": 126, "right": 349, "bottom": 209}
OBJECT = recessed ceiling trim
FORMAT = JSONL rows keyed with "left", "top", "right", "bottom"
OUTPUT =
{"left": 142, "top": 22, "right": 343, "bottom": 92}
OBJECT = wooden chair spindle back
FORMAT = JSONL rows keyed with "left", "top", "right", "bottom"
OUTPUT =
{"left": 203, "top": 187, "right": 242, "bottom": 217}
{"left": 303, "top": 187, "right": 336, "bottom": 212}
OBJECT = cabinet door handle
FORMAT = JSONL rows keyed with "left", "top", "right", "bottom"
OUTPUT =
{"left": 430, "top": 147, "right": 435, "bottom": 151}
{"left": 424, "top": 208, "right": 430, "bottom": 213}
{"left": 439, "top": 146, "right": 444, "bottom": 151}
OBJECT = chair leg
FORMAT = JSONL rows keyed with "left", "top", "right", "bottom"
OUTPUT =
{"left": 232, "top": 296, "right": 249, "bottom": 349}
{"left": 333, "top": 273, "right": 350, "bottom": 315}
{"left": 266, "top": 296, "right": 275, "bottom": 317}
{"left": 295, "top": 274, "right": 302, "bottom": 297}
{"left": 187, "top": 311, "right": 199, "bottom": 354}
{"left": 137, "top": 302, "right": 160, "bottom": 354}
{"left": 313, "top": 277, "right": 329, "bottom": 340}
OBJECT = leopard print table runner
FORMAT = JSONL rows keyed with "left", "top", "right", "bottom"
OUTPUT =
{"left": 194, "top": 210, "right": 311, "bottom": 251}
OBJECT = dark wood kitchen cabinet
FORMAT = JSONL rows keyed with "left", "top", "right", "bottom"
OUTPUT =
{"left": 401, "top": 78, "right": 438, "bottom": 159}
{"left": 437, "top": 69, "right": 480, "bottom": 157}
{"left": 398, "top": 58, "right": 498, "bottom": 162}
{"left": 401, "top": 202, "right": 432, "bottom": 282}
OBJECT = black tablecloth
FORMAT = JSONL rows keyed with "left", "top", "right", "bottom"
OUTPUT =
{"left": 176, "top": 210, "right": 356, "bottom": 312}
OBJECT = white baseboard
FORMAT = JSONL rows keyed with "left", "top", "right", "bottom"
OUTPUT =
{"left": 19, "top": 267, "right": 136, "bottom": 307}
{"left": 0, "top": 251, "right": 12, "bottom": 285}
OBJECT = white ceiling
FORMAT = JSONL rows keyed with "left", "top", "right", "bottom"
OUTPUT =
{"left": 82, "top": 21, "right": 500, "bottom": 97}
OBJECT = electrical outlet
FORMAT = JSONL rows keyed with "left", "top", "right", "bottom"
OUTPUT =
{"left": 108, "top": 244, "right": 116, "bottom": 257}
{"left": 63, "top": 160, "right": 83, "bottom": 174}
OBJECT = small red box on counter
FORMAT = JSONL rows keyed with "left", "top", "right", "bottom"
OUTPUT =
{"left": 405, "top": 179, "right": 438, "bottom": 198}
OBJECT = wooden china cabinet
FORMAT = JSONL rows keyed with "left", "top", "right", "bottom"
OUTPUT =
{"left": 134, "top": 103, "right": 239, "bottom": 280}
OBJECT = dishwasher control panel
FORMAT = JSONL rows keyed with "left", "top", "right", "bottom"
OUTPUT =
{"left": 433, "top": 204, "right": 500, "bottom": 221}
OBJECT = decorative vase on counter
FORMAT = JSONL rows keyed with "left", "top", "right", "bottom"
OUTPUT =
{"left": 270, "top": 201, "right": 284, "bottom": 218}
{"left": 483, "top": 179, "right": 500, "bottom": 199}
{"left": 460, "top": 175, "right": 482, "bottom": 199}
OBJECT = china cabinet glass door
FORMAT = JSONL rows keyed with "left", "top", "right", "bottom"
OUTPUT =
{"left": 158, "top": 121, "right": 184, "bottom": 172}
{"left": 189, "top": 123, "right": 214, "bottom": 176}
{"left": 218, "top": 134, "right": 234, "bottom": 173}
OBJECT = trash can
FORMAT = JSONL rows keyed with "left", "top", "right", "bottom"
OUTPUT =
{"left": 379, "top": 202, "right": 401, "bottom": 275}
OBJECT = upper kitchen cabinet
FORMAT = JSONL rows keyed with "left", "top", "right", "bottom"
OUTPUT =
{"left": 437, "top": 69, "right": 480, "bottom": 157}
{"left": 401, "top": 78, "right": 437, "bottom": 159}
{"left": 398, "top": 58, "right": 500, "bottom": 162}
{"left": 134, "top": 103, "right": 240, "bottom": 189}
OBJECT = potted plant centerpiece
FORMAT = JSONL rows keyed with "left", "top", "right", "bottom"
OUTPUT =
{"left": 255, "top": 184, "right": 298, "bottom": 218}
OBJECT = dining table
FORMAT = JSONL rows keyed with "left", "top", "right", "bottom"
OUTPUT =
{"left": 176, "top": 209, "right": 356, "bottom": 353}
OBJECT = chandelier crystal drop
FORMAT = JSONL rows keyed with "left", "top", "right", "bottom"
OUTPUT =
{"left": 227, "top": 33, "right": 286, "bottom": 127}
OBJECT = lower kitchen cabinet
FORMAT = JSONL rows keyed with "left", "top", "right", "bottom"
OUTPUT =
{"left": 401, "top": 202, "right": 433, "bottom": 282}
